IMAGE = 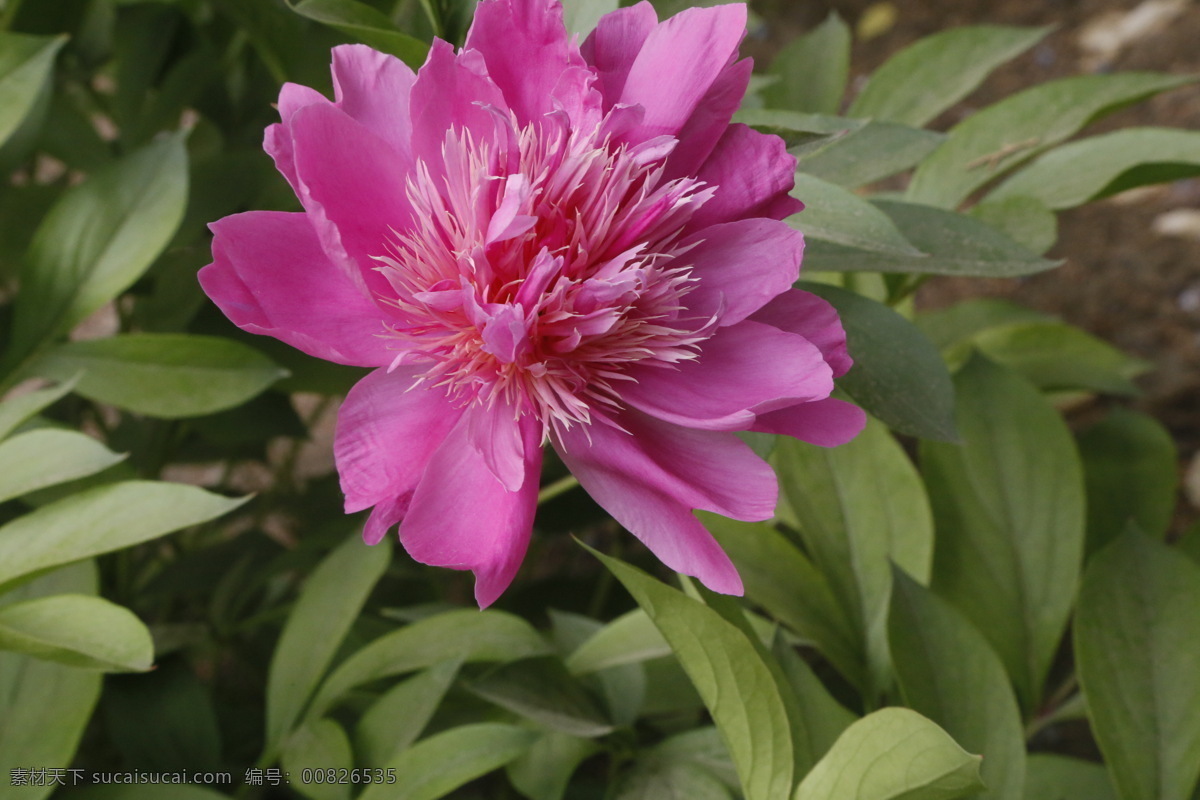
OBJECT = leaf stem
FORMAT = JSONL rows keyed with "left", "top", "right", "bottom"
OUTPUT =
{"left": 537, "top": 473, "right": 579, "bottom": 505}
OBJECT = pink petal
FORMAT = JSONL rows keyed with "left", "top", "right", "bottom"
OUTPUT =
{"left": 556, "top": 409, "right": 781, "bottom": 594}
{"left": 331, "top": 44, "right": 417, "bottom": 165}
{"left": 464, "top": 0, "right": 588, "bottom": 126}
{"left": 682, "top": 219, "right": 803, "bottom": 326}
{"left": 689, "top": 123, "right": 803, "bottom": 230}
{"left": 664, "top": 57, "right": 751, "bottom": 179}
{"left": 750, "top": 289, "right": 853, "bottom": 378}
{"left": 264, "top": 83, "right": 330, "bottom": 195}
{"left": 617, "top": 4, "right": 746, "bottom": 144}
{"left": 467, "top": 398, "right": 527, "bottom": 492}
{"left": 580, "top": 2, "right": 658, "bottom": 109}
{"left": 334, "top": 366, "right": 463, "bottom": 515}
{"left": 400, "top": 410, "right": 544, "bottom": 607}
{"left": 201, "top": 211, "right": 391, "bottom": 367}
{"left": 621, "top": 320, "right": 833, "bottom": 430}
{"left": 289, "top": 102, "right": 415, "bottom": 302}
{"left": 753, "top": 397, "right": 867, "bottom": 447}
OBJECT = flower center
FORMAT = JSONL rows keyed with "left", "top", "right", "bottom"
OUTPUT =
{"left": 374, "top": 116, "right": 715, "bottom": 433}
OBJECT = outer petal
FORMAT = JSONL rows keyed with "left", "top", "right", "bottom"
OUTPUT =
{"left": 289, "top": 102, "right": 415, "bottom": 301}
{"left": 201, "top": 211, "right": 391, "bottom": 367}
{"left": 332, "top": 44, "right": 416, "bottom": 165}
{"left": 753, "top": 397, "right": 867, "bottom": 447}
{"left": 334, "top": 366, "right": 463, "bottom": 518}
{"left": 264, "top": 83, "right": 330, "bottom": 195}
{"left": 750, "top": 289, "right": 853, "bottom": 378}
{"left": 682, "top": 219, "right": 803, "bottom": 326}
{"left": 580, "top": 1, "right": 658, "bottom": 109}
{"left": 556, "top": 409, "right": 780, "bottom": 594}
{"left": 400, "top": 410, "right": 543, "bottom": 607}
{"left": 689, "top": 123, "right": 803, "bottom": 230}
{"left": 621, "top": 320, "right": 833, "bottom": 430}
{"left": 664, "top": 57, "right": 751, "bottom": 179}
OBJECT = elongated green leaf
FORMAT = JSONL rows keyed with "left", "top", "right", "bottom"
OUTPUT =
{"left": 773, "top": 416, "right": 934, "bottom": 698}
{"left": 356, "top": 660, "right": 459, "bottom": 767}
{"left": 0, "top": 563, "right": 101, "bottom": 800}
{"left": 266, "top": 535, "right": 392, "bottom": 755}
{"left": 62, "top": 787, "right": 233, "bottom": 800}
{"left": 992, "top": 128, "right": 1200, "bottom": 209}
{"left": 469, "top": 657, "right": 613, "bottom": 737}
{"left": 967, "top": 195, "right": 1058, "bottom": 254}
{"left": 30, "top": 334, "right": 286, "bottom": 419}
{"left": 292, "top": 0, "right": 429, "bottom": 68}
{"left": 922, "top": 354, "right": 1085, "bottom": 712}
{"left": 765, "top": 13, "right": 850, "bottom": 115}
{"left": 1024, "top": 755, "right": 1118, "bottom": 800}
{"left": 359, "top": 723, "right": 538, "bottom": 800}
{"left": 0, "top": 377, "right": 77, "bottom": 441}
{"left": 507, "top": 730, "right": 600, "bottom": 800}
{"left": 0, "top": 429, "right": 125, "bottom": 504}
{"left": 282, "top": 719, "right": 355, "bottom": 800}
{"left": 890, "top": 571, "right": 1026, "bottom": 800}
{"left": 804, "top": 200, "right": 1058, "bottom": 277}
{"left": 2, "top": 135, "right": 188, "bottom": 378}
{"left": 565, "top": 609, "right": 669, "bottom": 675}
{"left": 803, "top": 282, "right": 957, "bottom": 441}
{"left": 734, "top": 108, "right": 865, "bottom": 152}
{"left": 307, "top": 609, "right": 551, "bottom": 719}
{"left": 915, "top": 298, "right": 1053, "bottom": 351}
{"left": 0, "top": 481, "right": 247, "bottom": 591}
{"left": 0, "top": 594, "right": 152, "bottom": 671}
{"left": 794, "top": 707, "right": 984, "bottom": 800}
{"left": 770, "top": 636, "right": 856, "bottom": 765}
{"left": 848, "top": 25, "right": 1050, "bottom": 126}
{"left": 590, "top": 548, "right": 794, "bottom": 800}
{"left": 790, "top": 174, "right": 922, "bottom": 256}
{"left": 799, "top": 121, "right": 945, "bottom": 189}
{"left": 619, "top": 761, "right": 733, "bottom": 800}
{"left": 562, "top": 0, "right": 617, "bottom": 37}
{"left": 1076, "top": 531, "right": 1200, "bottom": 800}
{"left": 0, "top": 33, "right": 65, "bottom": 149}
{"left": 702, "top": 515, "right": 863, "bottom": 690}
{"left": 907, "top": 72, "right": 1195, "bottom": 208}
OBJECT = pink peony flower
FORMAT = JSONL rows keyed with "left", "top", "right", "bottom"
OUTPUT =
{"left": 200, "top": 0, "right": 865, "bottom": 606}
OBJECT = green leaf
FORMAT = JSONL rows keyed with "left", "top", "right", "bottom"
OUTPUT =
{"left": 565, "top": 608, "right": 669, "bottom": 675}
{"left": 772, "top": 416, "right": 934, "bottom": 698}
{"left": 848, "top": 25, "right": 1050, "bottom": 127}
{"left": 619, "top": 761, "right": 733, "bottom": 800}
{"left": 915, "top": 298, "right": 1053, "bottom": 351}
{"left": 959, "top": 321, "right": 1149, "bottom": 396}
{"left": 802, "top": 282, "right": 957, "bottom": 441}
{"left": 291, "top": 0, "right": 429, "bottom": 68}
{"left": 734, "top": 108, "right": 865, "bottom": 152}
{"left": 770, "top": 636, "right": 856, "bottom": 764}
{"left": 306, "top": 609, "right": 551, "bottom": 720}
{"left": 281, "top": 719, "right": 355, "bottom": 800}
{"left": 468, "top": 657, "right": 614, "bottom": 738}
{"left": 0, "top": 563, "right": 101, "bottom": 800}
{"left": 793, "top": 707, "right": 984, "bottom": 800}
{"left": 0, "top": 481, "right": 247, "bottom": 591}
{"left": 1075, "top": 531, "right": 1200, "bottom": 800}
{"left": 765, "top": 13, "right": 850, "bottom": 115}
{"left": 991, "top": 128, "right": 1200, "bottom": 209}
{"left": 358, "top": 723, "right": 538, "bottom": 800}
{"left": 966, "top": 195, "right": 1058, "bottom": 255}
{"left": 1078, "top": 408, "right": 1178, "bottom": 556}
{"left": 804, "top": 200, "right": 1059, "bottom": 277}
{"left": 889, "top": 571, "right": 1026, "bottom": 800}
{"left": 2, "top": 135, "right": 188, "bottom": 380}
{"left": 0, "top": 33, "right": 65, "bottom": 149}
{"left": 356, "top": 659, "right": 459, "bottom": 767}
{"left": 799, "top": 121, "right": 945, "bottom": 189}
{"left": 507, "top": 730, "right": 600, "bottom": 800}
{"left": 0, "top": 594, "right": 152, "bottom": 671}
{"left": 561, "top": 0, "right": 617, "bottom": 37}
{"left": 59, "top": 787, "right": 233, "bottom": 800}
{"left": 0, "top": 429, "right": 125, "bottom": 504}
{"left": 907, "top": 72, "right": 1196, "bottom": 208}
{"left": 921, "top": 354, "right": 1085, "bottom": 712}
{"left": 265, "top": 535, "right": 391, "bottom": 756}
{"left": 1024, "top": 755, "right": 1118, "bottom": 800}
{"left": 702, "top": 515, "right": 863, "bottom": 691}
{"left": 29, "top": 334, "right": 287, "bottom": 419}
{"left": 790, "top": 173, "right": 922, "bottom": 256}
{"left": 0, "top": 379, "right": 77, "bottom": 442}
{"left": 588, "top": 547, "right": 795, "bottom": 800}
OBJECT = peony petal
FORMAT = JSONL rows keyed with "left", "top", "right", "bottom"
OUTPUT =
{"left": 201, "top": 211, "right": 391, "bottom": 367}
{"left": 622, "top": 320, "right": 833, "bottom": 430}
{"left": 556, "top": 409, "right": 781, "bottom": 594}
{"left": 401, "top": 410, "right": 543, "bottom": 607}
{"left": 334, "top": 365, "right": 463, "bottom": 515}
{"left": 750, "top": 289, "right": 853, "bottom": 378}
{"left": 331, "top": 44, "right": 417, "bottom": 165}
{"left": 580, "top": 1, "right": 657, "bottom": 110}
{"left": 753, "top": 397, "right": 867, "bottom": 447}
{"left": 616, "top": 4, "right": 746, "bottom": 144}
{"left": 682, "top": 219, "right": 803, "bottom": 326}
{"left": 689, "top": 123, "right": 803, "bottom": 230}
{"left": 264, "top": 83, "right": 330, "bottom": 195}
{"left": 467, "top": 397, "right": 527, "bottom": 492}
{"left": 289, "top": 102, "right": 415, "bottom": 301}
{"left": 664, "top": 57, "right": 751, "bottom": 180}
